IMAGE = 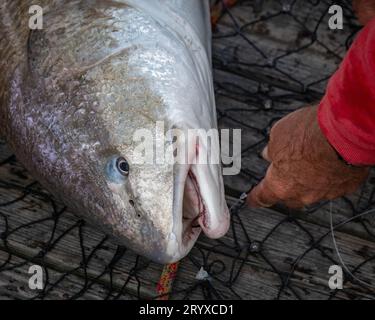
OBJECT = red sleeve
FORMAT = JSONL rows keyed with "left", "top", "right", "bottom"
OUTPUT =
{"left": 318, "top": 17, "right": 375, "bottom": 166}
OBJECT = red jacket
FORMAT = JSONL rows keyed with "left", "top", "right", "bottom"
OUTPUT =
{"left": 318, "top": 17, "right": 375, "bottom": 166}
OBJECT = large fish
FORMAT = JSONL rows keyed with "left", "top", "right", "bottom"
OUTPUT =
{"left": 0, "top": 0, "right": 230, "bottom": 263}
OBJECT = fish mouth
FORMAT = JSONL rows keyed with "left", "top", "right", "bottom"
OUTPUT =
{"left": 181, "top": 170, "right": 205, "bottom": 246}
{"left": 177, "top": 163, "right": 230, "bottom": 256}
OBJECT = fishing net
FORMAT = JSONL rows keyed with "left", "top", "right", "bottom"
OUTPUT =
{"left": 1, "top": 0, "right": 375, "bottom": 300}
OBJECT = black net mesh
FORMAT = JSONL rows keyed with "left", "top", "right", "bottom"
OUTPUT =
{"left": 0, "top": 0, "right": 375, "bottom": 300}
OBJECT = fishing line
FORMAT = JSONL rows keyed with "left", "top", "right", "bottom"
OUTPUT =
{"left": 329, "top": 202, "right": 375, "bottom": 290}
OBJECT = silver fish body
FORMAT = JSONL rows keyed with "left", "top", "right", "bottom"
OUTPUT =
{"left": 0, "top": 0, "right": 230, "bottom": 263}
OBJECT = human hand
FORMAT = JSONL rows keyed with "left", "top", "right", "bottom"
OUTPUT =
{"left": 247, "top": 105, "right": 369, "bottom": 209}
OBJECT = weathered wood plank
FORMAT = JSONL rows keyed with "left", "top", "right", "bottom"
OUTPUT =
{"left": 0, "top": 154, "right": 375, "bottom": 300}
{"left": 173, "top": 199, "right": 375, "bottom": 300}
{"left": 1, "top": 0, "right": 374, "bottom": 301}
{"left": 0, "top": 250, "right": 114, "bottom": 300}
{"left": 212, "top": 0, "right": 359, "bottom": 94}
{"left": 0, "top": 158, "right": 165, "bottom": 299}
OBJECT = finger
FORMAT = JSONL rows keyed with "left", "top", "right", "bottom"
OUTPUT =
{"left": 261, "top": 146, "right": 271, "bottom": 162}
{"left": 247, "top": 176, "right": 279, "bottom": 208}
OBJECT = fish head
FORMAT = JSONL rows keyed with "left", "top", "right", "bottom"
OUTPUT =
{"left": 68, "top": 54, "right": 230, "bottom": 264}
{"left": 91, "top": 138, "right": 229, "bottom": 264}
{"left": 14, "top": 1, "right": 230, "bottom": 264}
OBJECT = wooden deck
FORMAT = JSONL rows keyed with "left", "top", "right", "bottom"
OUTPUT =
{"left": 1, "top": 0, "right": 375, "bottom": 300}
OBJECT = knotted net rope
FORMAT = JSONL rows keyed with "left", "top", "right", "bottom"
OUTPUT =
{"left": 0, "top": 0, "right": 374, "bottom": 300}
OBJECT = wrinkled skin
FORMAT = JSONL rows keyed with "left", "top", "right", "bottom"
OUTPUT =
{"left": 0, "top": 0, "right": 230, "bottom": 263}
{"left": 248, "top": 106, "right": 370, "bottom": 209}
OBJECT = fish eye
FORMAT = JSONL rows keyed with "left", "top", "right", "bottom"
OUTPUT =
{"left": 116, "top": 157, "right": 129, "bottom": 176}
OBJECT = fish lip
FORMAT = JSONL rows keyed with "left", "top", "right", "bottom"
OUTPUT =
{"left": 168, "top": 132, "right": 230, "bottom": 262}
{"left": 176, "top": 164, "right": 230, "bottom": 255}
{"left": 185, "top": 170, "right": 207, "bottom": 228}
{"left": 189, "top": 165, "right": 230, "bottom": 240}
{"left": 166, "top": 163, "right": 204, "bottom": 262}
{"left": 181, "top": 169, "right": 204, "bottom": 245}
{"left": 171, "top": 164, "right": 202, "bottom": 258}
